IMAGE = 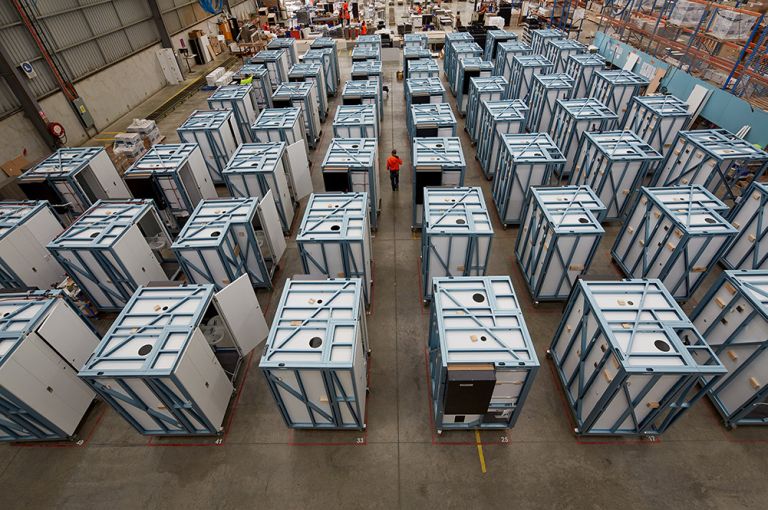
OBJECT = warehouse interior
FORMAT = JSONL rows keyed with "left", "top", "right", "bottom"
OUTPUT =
{"left": 1, "top": 0, "right": 768, "bottom": 508}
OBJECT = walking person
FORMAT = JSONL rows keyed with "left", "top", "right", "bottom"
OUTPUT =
{"left": 387, "top": 149, "right": 403, "bottom": 191}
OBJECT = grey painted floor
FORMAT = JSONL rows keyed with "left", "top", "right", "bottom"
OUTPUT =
{"left": 1, "top": 45, "right": 768, "bottom": 510}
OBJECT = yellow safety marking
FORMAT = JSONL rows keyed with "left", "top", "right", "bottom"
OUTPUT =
{"left": 93, "top": 137, "right": 115, "bottom": 141}
{"left": 474, "top": 430, "right": 487, "bottom": 474}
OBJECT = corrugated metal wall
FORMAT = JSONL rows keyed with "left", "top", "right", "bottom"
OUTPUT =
{"left": 160, "top": 0, "right": 252, "bottom": 36}
{"left": 0, "top": 0, "right": 254, "bottom": 118}
{"left": 0, "top": 0, "right": 160, "bottom": 117}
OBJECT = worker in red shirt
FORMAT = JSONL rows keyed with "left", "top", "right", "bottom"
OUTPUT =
{"left": 361, "top": 21, "right": 367, "bottom": 35}
{"left": 386, "top": 149, "right": 403, "bottom": 191}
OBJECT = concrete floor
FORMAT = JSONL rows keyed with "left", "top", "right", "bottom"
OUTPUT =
{"left": 2, "top": 41, "right": 768, "bottom": 510}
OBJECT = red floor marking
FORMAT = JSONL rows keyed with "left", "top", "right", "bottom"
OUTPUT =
{"left": 145, "top": 351, "right": 255, "bottom": 448}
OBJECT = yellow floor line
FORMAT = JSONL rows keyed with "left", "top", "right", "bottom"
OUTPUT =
{"left": 474, "top": 430, "right": 487, "bottom": 474}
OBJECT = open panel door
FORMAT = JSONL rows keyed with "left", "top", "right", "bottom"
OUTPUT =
{"left": 258, "top": 190, "right": 287, "bottom": 263}
{"left": 286, "top": 140, "right": 313, "bottom": 200}
{"left": 214, "top": 274, "right": 269, "bottom": 356}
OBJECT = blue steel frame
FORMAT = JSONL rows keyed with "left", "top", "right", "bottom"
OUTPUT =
{"left": 526, "top": 73, "right": 575, "bottom": 133}
{"left": 569, "top": 130, "right": 663, "bottom": 220}
{"left": 402, "top": 46, "right": 431, "bottom": 79}
{"left": 411, "top": 137, "right": 467, "bottom": 229}
{"left": 407, "top": 58, "right": 439, "bottom": 79}
{"left": 620, "top": 95, "right": 691, "bottom": 157}
{"left": 17, "top": 147, "right": 111, "bottom": 219}
{"left": 723, "top": 182, "right": 768, "bottom": 270}
{"left": 508, "top": 54, "right": 554, "bottom": 102}
{"left": 309, "top": 38, "right": 340, "bottom": 90}
{"left": 322, "top": 138, "right": 380, "bottom": 230}
{"left": 405, "top": 78, "right": 446, "bottom": 133}
{"left": 529, "top": 28, "right": 566, "bottom": 54}
{"left": 409, "top": 103, "right": 457, "bottom": 139}
{"left": 444, "top": 32, "right": 475, "bottom": 85}
{"left": 302, "top": 48, "right": 338, "bottom": 96}
{"left": 428, "top": 276, "right": 539, "bottom": 432}
{"left": 350, "top": 60, "right": 382, "bottom": 82}
{"left": 543, "top": 38, "right": 587, "bottom": 73}
{"left": 260, "top": 278, "right": 367, "bottom": 430}
{"left": 421, "top": 187, "right": 493, "bottom": 302}
{"left": 0, "top": 290, "right": 96, "bottom": 441}
{"left": 588, "top": 69, "right": 649, "bottom": 116}
{"left": 564, "top": 53, "right": 607, "bottom": 99}
{"left": 691, "top": 270, "right": 768, "bottom": 427}
{"left": 207, "top": 84, "right": 258, "bottom": 143}
{"left": 252, "top": 107, "right": 304, "bottom": 146}
{"left": 455, "top": 57, "right": 494, "bottom": 115}
{"left": 549, "top": 279, "right": 726, "bottom": 436}
{"left": 447, "top": 42, "right": 483, "bottom": 96}
{"left": 233, "top": 64, "right": 273, "bottom": 110}
{"left": 342, "top": 79, "right": 382, "bottom": 119}
{"left": 48, "top": 199, "right": 170, "bottom": 312}
{"left": 272, "top": 82, "right": 320, "bottom": 149}
{"left": 351, "top": 46, "right": 381, "bottom": 63}
{"left": 79, "top": 284, "right": 235, "bottom": 436}
{"left": 515, "top": 186, "right": 606, "bottom": 301}
{"left": 251, "top": 49, "right": 289, "bottom": 89}
{"left": 176, "top": 109, "right": 239, "bottom": 184}
{"left": 124, "top": 144, "right": 204, "bottom": 229}
{"left": 612, "top": 186, "right": 737, "bottom": 300}
{"left": 333, "top": 104, "right": 379, "bottom": 139}
{"left": 0, "top": 201, "right": 63, "bottom": 289}
{"left": 222, "top": 142, "right": 293, "bottom": 233}
{"left": 484, "top": 29, "right": 517, "bottom": 61}
{"left": 651, "top": 129, "right": 768, "bottom": 205}
{"left": 267, "top": 37, "right": 298, "bottom": 66}
{"left": 356, "top": 34, "right": 382, "bottom": 51}
{"left": 404, "top": 33, "right": 428, "bottom": 49}
{"left": 494, "top": 41, "right": 533, "bottom": 81}
{"left": 297, "top": 193, "right": 371, "bottom": 306}
{"left": 466, "top": 76, "right": 508, "bottom": 144}
{"left": 491, "top": 133, "right": 566, "bottom": 227}
{"left": 549, "top": 98, "right": 618, "bottom": 178}
{"left": 172, "top": 198, "right": 275, "bottom": 290}
{"left": 476, "top": 100, "right": 528, "bottom": 179}
{"left": 288, "top": 62, "right": 328, "bottom": 121}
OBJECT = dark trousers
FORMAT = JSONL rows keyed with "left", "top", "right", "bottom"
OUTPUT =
{"left": 389, "top": 171, "right": 399, "bottom": 190}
